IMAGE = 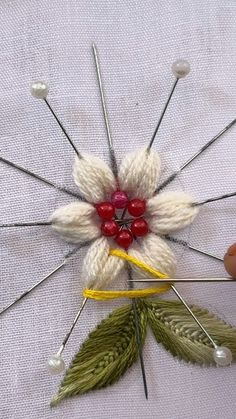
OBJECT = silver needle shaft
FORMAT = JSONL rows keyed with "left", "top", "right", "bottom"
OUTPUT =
{"left": 157, "top": 118, "right": 236, "bottom": 191}
{"left": 92, "top": 44, "right": 118, "bottom": 177}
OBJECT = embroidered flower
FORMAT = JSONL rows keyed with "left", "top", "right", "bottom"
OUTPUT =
{"left": 51, "top": 148, "right": 199, "bottom": 289}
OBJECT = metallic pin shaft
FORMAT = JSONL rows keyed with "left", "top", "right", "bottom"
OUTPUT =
{"left": 0, "top": 243, "right": 91, "bottom": 317}
{"left": 157, "top": 118, "right": 236, "bottom": 191}
{"left": 0, "top": 261, "right": 66, "bottom": 316}
{"left": 0, "top": 156, "right": 82, "bottom": 199}
{"left": 57, "top": 297, "right": 88, "bottom": 356}
{"left": 92, "top": 43, "right": 118, "bottom": 177}
{"left": 128, "top": 267, "right": 148, "bottom": 399}
{"left": 147, "top": 79, "right": 178, "bottom": 151}
{"left": 131, "top": 277, "right": 235, "bottom": 283}
{"left": 0, "top": 221, "right": 51, "bottom": 228}
{"left": 171, "top": 284, "right": 217, "bottom": 348}
{"left": 44, "top": 99, "right": 82, "bottom": 158}
{"left": 165, "top": 235, "right": 223, "bottom": 262}
{"left": 194, "top": 191, "right": 236, "bottom": 206}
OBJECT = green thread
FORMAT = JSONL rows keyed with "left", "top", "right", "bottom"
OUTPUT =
{"left": 51, "top": 299, "right": 236, "bottom": 406}
{"left": 144, "top": 299, "right": 236, "bottom": 365}
{"left": 51, "top": 303, "right": 147, "bottom": 407}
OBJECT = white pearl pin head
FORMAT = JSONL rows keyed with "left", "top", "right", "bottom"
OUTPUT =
{"left": 213, "top": 346, "right": 233, "bottom": 367}
{"left": 47, "top": 354, "right": 65, "bottom": 375}
{"left": 172, "top": 59, "right": 190, "bottom": 78}
{"left": 31, "top": 81, "right": 48, "bottom": 99}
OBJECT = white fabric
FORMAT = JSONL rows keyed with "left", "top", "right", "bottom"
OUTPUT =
{"left": 0, "top": 1, "right": 236, "bottom": 418}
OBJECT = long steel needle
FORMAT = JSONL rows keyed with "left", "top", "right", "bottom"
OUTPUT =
{"left": 0, "top": 221, "right": 51, "bottom": 228}
{"left": 44, "top": 98, "right": 82, "bottom": 158}
{"left": 92, "top": 44, "right": 148, "bottom": 397}
{"left": 147, "top": 79, "right": 178, "bottom": 151}
{"left": 131, "top": 277, "right": 235, "bottom": 283}
{"left": 0, "top": 156, "right": 82, "bottom": 199}
{"left": 0, "top": 245, "right": 89, "bottom": 316}
{"left": 57, "top": 297, "right": 88, "bottom": 356}
{"left": 165, "top": 235, "right": 223, "bottom": 262}
{"left": 92, "top": 43, "right": 118, "bottom": 177}
{"left": 0, "top": 261, "right": 66, "bottom": 316}
{"left": 157, "top": 118, "right": 236, "bottom": 191}
{"left": 171, "top": 285, "right": 217, "bottom": 348}
{"left": 128, "top": 267, "right": 148, "bottom": 399}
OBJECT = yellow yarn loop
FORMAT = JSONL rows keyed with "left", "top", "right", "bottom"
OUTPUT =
{"left": 83, "top": 248, "right": 172, "bottom": 301}
{"left": 109, "top": 248, "right": 169, "bottom": 279}
{"left": 83, "top": 286, "right": 171, "bottom": 300}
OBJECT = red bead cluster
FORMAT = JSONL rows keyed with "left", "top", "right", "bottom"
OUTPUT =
{"left": 95, "top": 190, "right": 149, "bottom": 249}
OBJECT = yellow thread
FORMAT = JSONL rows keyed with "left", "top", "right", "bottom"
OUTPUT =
{"left": 109, "top": 248, "right": 169, "bottom": 279}
{"left": 83, "top": 286, "right": 170, "bottom": 300}
{"left": 84, "top": 248, "right": 172, "bottom": 301}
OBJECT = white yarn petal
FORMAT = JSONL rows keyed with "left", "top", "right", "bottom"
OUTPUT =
{"left": 147, "top": 191, "right": 199, "bottom": 235}
{"left": 83, "top": 237, "right": 125, "bottom": 289}
{"left": 73, "top": 154, "right": 116, "bottom": 203}
{"left": 128, "top": 233, "right": 176, "bottom": 278}
{"left": 118, "top": 148, "right": 161, "bottom": 199}
{"left": 51, "top": 202, "right": 100, "bottom": 243}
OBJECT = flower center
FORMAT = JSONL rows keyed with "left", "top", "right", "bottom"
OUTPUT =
{"left": 95, "top": 191, "right": 149, "bottom": 249}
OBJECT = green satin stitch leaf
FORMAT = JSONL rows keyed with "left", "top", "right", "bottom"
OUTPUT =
{"left": 144, "top": 299, "right": 236, "bottom": 365}
{"left": 51, "top": 302, "right": 147, "bottom": 407}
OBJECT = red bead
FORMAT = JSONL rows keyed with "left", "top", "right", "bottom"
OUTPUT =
{"left": 127, "top": 199, "right": 146, "bottom": 217}
{"left": 115, "top": 229, "right": 133, "bottom": 249}
{"left": 111, "top": 190, "right": 129, "bottom": 209}
{"left": 96, "top": 202, "right": 115, "bottom": 220}
{"left": 131, "top": 218, "right": 149, "bottom": 237}
{"left": 101, "top": 220, "right": 119, "bottom": 237}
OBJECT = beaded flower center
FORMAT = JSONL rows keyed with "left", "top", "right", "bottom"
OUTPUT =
{"left": 95, "top": 190, "right": 149, "bottom": 249}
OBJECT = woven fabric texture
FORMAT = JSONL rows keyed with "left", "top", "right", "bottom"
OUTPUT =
{"left": 0, "top": 0, "right": 236, "bottom": 418}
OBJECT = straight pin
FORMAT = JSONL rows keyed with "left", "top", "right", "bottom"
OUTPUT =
{"left": 31, "top": 81, "right": 82, "bottom": 158}
{"left": 0, "top": 243, "right": 91, "bottom": 317}
{"left": 128, "top": 267, "right": 148, "bottom": 399}
{"left": 0, "top": 261, "right": 66, "bottom": 317}
{"left": 131, "top": 277, "right": 235, "bottom": 283}
{"left": 47, "top": 297, "right": 88, "bottom": 374}
{"left": 165, "top": 235, "right": 223, "bottom": 262}
{"left": 170, "top": 284, "right": 217, "bottom": 348}
{"left": 194, "top": 191, "right": 236, "bottom": 206}
{"left": 157, "top": 118, "right": 236, "bottom": 191}
{"left": 0, "top": 221, "right": 51, "bottom": 228}
{"left": 92, "top": 44, "right": 118, "bottom": 177}
{"left": 147, "top": 60, "right": 190, "bottom": 151}
{"left": 0, "top": 156, "right": 83, "bottom": 200}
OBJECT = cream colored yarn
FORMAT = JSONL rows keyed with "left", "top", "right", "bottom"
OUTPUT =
{"left": 73, "top": 153, "right": 116, "bottom": 203}
{"left": 82, "top": 237, "right": 125, "bottom": 289}
{"left": 51, "top": 149, "right": 200, "bottom": 289}
{"left": 147, "top": 191, "right": 199, "bottom": 235}
{"left": 51, "top": 202, "right": 100, "bottom": 243}
{"left": 118, "top": 148, "right": 161, "bottom": 199}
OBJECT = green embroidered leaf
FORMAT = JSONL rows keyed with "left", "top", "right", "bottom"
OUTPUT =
{"left": 144, "top": 299, "right": 236, "bottom": 365}
{"left": 51, "top": 303, "right": 147, "bottom": 406}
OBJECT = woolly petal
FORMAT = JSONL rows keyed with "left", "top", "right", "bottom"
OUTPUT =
{"left": 51, "top": 202, "right": 100, "bottom": 243}
{"left": 147, "top": 191, "right": 199, "bottom": 235}
{"left": 128, "top": 233, "right": 176, "bottom": 278}
{"left": 73, "top": 154, "right": 116, "bottom": 203}
{"left": 83, "top": 237, "right": 125, "bottom": 289}
{"left": 118, "top": 148, "right": 161, "bottom": 199}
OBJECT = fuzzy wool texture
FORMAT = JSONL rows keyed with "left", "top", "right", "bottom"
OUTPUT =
{"left": 129, "top": 233, "right": 177, "bottom": 279}
{"left": 2, "top": 2, "right": 236, "bottom": 418}
{"left": 82, "top": 237, "right": 125, "bottom": 289}
{"left": 147, "top": 191, "right": 199, "bottom": 234}
{"left": 118, "top": 148, "right": 161, "bottom": 199}
{"left": 73, "top": 154, "right": 116, "bottom": 203}
{"left": 51, "top": 202, "right": 100, "bottom": 243}
{"left": 52, "top": 149, "right": 198, "bottom": 286}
